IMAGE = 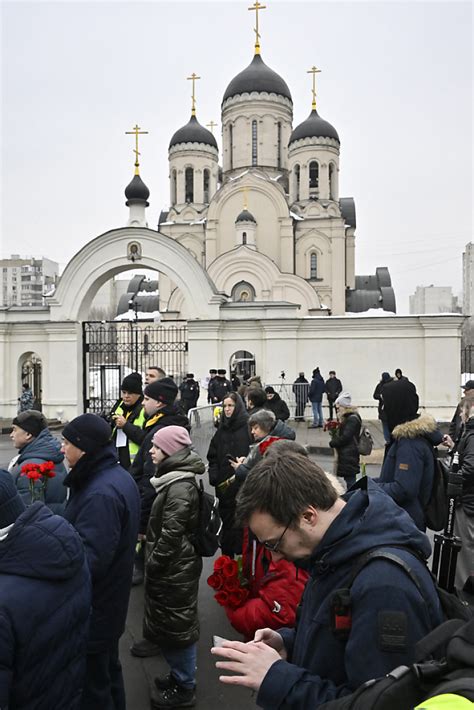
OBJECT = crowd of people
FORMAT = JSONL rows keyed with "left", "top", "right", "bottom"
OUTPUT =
{"left": 1, "top": 364, "right": 473, "bottom": 709}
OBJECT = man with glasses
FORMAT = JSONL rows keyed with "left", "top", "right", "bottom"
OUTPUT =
{"left": 212, "top": 453, "right": 444, "bottom": 709}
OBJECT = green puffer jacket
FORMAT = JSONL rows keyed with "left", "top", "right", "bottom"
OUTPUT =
{"left": 143, "top": 447, "right": 205, "bottom": 648}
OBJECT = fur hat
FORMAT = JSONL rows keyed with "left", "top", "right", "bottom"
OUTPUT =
{"left": 144, "top": 377, "right": 178, "bottom": 405}
{"left": 12, "top": 410, "right": 48, "bottom": 437}
{"left": 217, "top": 369, "right": 226, "bottom": 375}
{"left": 152, "top": 425, "right": 192, "bottom": 456}
{"left": 0, "top": 469, "right": 26, "bottom": 527}
{"left": 335, "top": 392, "right": 352, "bottom": 408}
{"left": 62, "top": 414, "right": 112, "bottom": 454}
{"left": 120, "top": 372, "right": 143, "bottom": 394}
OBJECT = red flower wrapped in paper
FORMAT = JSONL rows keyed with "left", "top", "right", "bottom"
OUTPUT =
{"left": 207, "top": 554, "right": 249, "bottom": 611}
{"left": 324, "top": 419, "right": 340, "bottom": 440}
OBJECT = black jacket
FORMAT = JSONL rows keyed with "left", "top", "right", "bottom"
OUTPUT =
{"left": 208, "top": 376, "right": 232, "bottom": 403}
{"left": 131, "top": 405, "right": 190, "bottom": 534}
{"left": 179, "top": 379, "right": 200, "bottom": 405}
{"left": 265, "top": 393, "right": 290, "bottom": 421}
{"left": 329, "top": 411, "right": 361, "bottom": 479}
{"left": 456, "top": 418, "right": 474, "bottom": 514}
{"left": 325, "top": 377, "right": 342, "bottom": 402}
{"left": 207, "top": 396, "right": 251, "bottom": 496}
{"left": 143, "top": 448, "right": 204, "bottom": 648}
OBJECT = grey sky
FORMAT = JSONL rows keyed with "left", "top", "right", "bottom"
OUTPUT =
{"left": 1, "top": 0, "right": 472, "bottom": 313}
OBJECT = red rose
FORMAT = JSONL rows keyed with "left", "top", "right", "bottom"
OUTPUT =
{"left": 43, "top": 470, "right": 56, "bottom": 479}
{"left": 214, "top": 555, "right": 232, "bottom": 571}
{"left": 222, "top": 559, "right": 239, "bottom": 577}
{"left": 207, "top": 573, "right": 223, "bottom": 590}
{"left": 223, "top": 576, "right": 240, "bottom": 592}
{"left": 227, "top": 591, "right": 246, "bottom": 609}
{"left": 214, "top": 591, "right": 229, "bottom": 606}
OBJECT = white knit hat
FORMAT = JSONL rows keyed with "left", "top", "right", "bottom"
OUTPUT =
{"left": 335, "top": 392, "right": 352, "bottom": 408}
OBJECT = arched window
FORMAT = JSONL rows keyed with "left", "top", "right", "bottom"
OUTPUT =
{"left": 229, "top": 124, "right": 233, "bottom": 170}
{"left": 309, "top": 161, "right": 319, "bottom": 189}
{"left": 329, "top": 163, "right": 335, "bottom": 199}
{"left": 185, "top": 167, "right": 194, "bottom": 203}
{"left": 231, "top": 281, "right": 256, "bottom": 302}
{"left": 277, "top": 122, "right": 282, "bottom": 168}
{"left": 252, "top": 120, "right": 258, "bottom": 166}
{"left": 171, "top": 169, "right": 177, "bottom": 204}
{"left": 294, "top": 164, "right": 300, "bottom": 201}
{"left": 203, "top": 169, "right": 210, "bottom": 203}
{"left": 242, "top": 232, "right": 247, "bottom": 245}
{"left": 310, "top": 253, "right": 318, "bottom": 279}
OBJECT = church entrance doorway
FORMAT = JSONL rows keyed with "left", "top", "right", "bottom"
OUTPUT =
{"left": 20, "top": 353, "right": 42, "bottom": 411}
{"left": 229, "top": 350, "right": 256, "bottom": 381}
{"left": 82, "top": 321, "right": 188, "bottom": 414}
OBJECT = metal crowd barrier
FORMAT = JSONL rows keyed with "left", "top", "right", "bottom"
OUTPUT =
{"left": 187, "top": 404, "right": 218, "bottom": 461}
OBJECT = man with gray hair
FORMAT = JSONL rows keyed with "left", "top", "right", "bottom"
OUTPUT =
{"left": 230, "top": 409, "right": 295, "bottom": 481}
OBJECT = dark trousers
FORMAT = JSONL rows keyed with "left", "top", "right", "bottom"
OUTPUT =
{"left": 328, "top": 398, "right": 336, "bottom": 420}
{"left": 81, "top": 639, "right": 126, "bottom": 710}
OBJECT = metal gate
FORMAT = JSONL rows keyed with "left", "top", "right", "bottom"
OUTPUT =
{"left": 82, "top": 321, "right": 188, "bottom": 414}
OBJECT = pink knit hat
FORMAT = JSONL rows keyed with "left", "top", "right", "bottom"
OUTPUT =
{"left": 152, "top": 425, "right": 192, "bottom": 456}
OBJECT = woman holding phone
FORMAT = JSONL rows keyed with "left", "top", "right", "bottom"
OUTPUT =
{"left": 207, "top": 392, "right": 251, "bottom": 557}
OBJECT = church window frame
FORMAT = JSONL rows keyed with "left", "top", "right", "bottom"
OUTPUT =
{"left": 242, "top": 232, "right": 247, "bottom": 245}
{"left": 185, "top": 167, "right": 194, "bottom": 203}
{"left": 310, "top": 252, "right": 318, "bottom": 280}
{"left": 171, "top": 169, "right": 177, "bottom": 204}
{"left": 309, "top": 161, "right": 319, "bottom": 189}
{"left": 252, "top": 120, "right": 258, "bottom": 166}
{"left": 294, "top": 164, "right": 300, "bottom": 202}
{"left": 203, "top": 168, "right": 210, "bottom": 203}
{"left": 277, "top": 122, "right": 282, "bottom": 169}
{"left": 329, "top": 162, "right": 335, "bottom": 200}
{"left": 229, "top": 124, "right": 234, "bottom": 170}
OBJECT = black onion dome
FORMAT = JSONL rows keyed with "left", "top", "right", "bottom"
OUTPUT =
{"left": 169, "top": 115, "right": 218, "bottom": 149}
{"left": 125, "top": 174, "right": 150, "bottom": 202}
{"left": 235, "top": 209, "right": 256, "bottom": 224}
{"left": 223, "top": 53, "right": 292, "bottom": 103}
{"left": 289, "top": 109, "right": 339, "bottom": 145}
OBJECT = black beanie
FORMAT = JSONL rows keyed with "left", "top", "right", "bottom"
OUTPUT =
{"left": 120, "top": 372, "right": 143, "bottom": 395}
{"left": 265, "top": 386, "right": 275, "bottom": 395}
{"left": 12, "top": 410, "right": 48, "bottom": 437}
{"left": 62, "top": 414, "right": 112, "bottom": 454}
{"left": 144, "top": 377, "right": 178, "bottom": 405}
{"left": 0, "top": 469, "right": 26, "bottom": 527}
{"left": 383, "top": 379, "right": 419, "bottom": 432}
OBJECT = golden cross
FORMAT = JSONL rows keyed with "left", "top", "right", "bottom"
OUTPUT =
{"left": 206, "top": 120, "right": 217, "bottom": 134}
{"left": 248, "top": 1, "right": 266, "bottom": 54}
{"left": 187, "top": 73, "right": 201, "bottom": 116}
{"left": 125, "top": 124, "right": 148, "bottom": 175}
{"left": 307, "top": 66, "right": 322, "bottom": 110}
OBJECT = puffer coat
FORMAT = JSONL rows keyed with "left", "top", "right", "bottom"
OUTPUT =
{"left": 143, "top": 447, "right": 205, "bottom": 648}
{"left": 329, "top": 410, "right": 361, "bottom": 480}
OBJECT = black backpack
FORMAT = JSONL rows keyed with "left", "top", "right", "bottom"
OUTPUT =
{"left": 319, "top": 617, "right": 474, "bottom": 709}
{"left": 190, "top": 479, "right": 222, "bottom": 557}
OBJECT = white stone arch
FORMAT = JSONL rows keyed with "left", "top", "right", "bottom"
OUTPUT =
{"left": 49, "top": 227, "right": 222, "bottom": 322}
{"left": 296, "top": 230, "right": 331, "bottom": 282}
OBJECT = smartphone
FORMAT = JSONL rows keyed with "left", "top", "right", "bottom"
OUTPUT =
{"left": 212, "top": 635, "right": 229, "bottom": 647}
{"left": 226, "top": 454, "right": 237, "bottom": 462}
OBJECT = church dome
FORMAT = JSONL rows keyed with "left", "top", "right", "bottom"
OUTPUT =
{"left": 169, "top": 115, "right": 218, "bottom": 149}
{"left": 235, "top": 209, "right": 256, "bottom": 224}
{"left": 289, "top": 109, "right": 339, "bottom": 145}
{"left": 223, "top": 53, "right": 292, "bottom": 103}
{"left": 125, "top": 174, "right": 150, "bottom": 202}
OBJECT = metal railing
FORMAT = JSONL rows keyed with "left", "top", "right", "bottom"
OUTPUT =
{"left": 187, "top": 404, "right": 217, "bottom": 462}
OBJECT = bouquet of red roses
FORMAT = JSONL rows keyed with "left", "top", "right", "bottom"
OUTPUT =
{"left": 207, "top": 555, "right": 249, "bottom": 610}
{"left": 324, "top": 419, "right": 340, "bottom": 439}
{"left": 20, "top": 461, "right": 56, "bottom": 502}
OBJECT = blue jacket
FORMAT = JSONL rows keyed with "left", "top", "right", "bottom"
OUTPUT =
{"left": 0, "top": 502, "right": 91, "bottom": 710}
{"left": 64, "top": 444, "right": 140, "bottom": 651}
{"left": 376, "top": 413, "right": 443, "bottom": 530}
{"left": 9, "top": 428, "right": 67, "bottom": 514}
{"left": 308, "top": 374, "right": 325, "bottom": 403}
{"left": 256, "top": 478, "right": 444, "bottom": 709}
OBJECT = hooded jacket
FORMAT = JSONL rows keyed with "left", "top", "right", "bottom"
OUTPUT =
{"left": 0, "top": 503, "right": 91, "bottom": 710}
{"left": 329, "top": 410, "right": 361, "bottom": 480}
{"left": 226, "top": 528, "right": 308, "bottom": 640}
{"left": 143, "top": 447, "right": 205, "bottom": 648}
{"left": 265, "top": 393, "right": 290, "bottom": 422}
{"left": 64, "top": 443, "right": 140, "bottom": 651}
{"left": 376, "top": 413, "right": 443, "bottom": 530}
{"left": 207, "top": 395, "right": 251, "bottom": 491}
{"left": 9, "top": 428, "right": 67, "bottom": 514}
{"left": 235, "top": 419, "right": 296, "bottom": 482}
{"left": 131, "top": 403, "right": 190, "bottom": 534}
{"left": 308, "top": 372, "right": 325, "bottom": 403}
{"left": 256, "top": 478, "right": 444, "bottom": 710}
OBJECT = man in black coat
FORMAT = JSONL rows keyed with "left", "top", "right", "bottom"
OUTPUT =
{"left": 208, "top": 368, "right": 232, "bottom": 403}
{"left": 325, "top": 370, "right": 342, "bottom": 420}
{"left": 178, "top": 373, "right": 200, "bottom": 414}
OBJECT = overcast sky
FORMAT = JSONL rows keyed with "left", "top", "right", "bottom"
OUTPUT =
{"left": 1, "top": 0, "right": 472, "bottom": 313}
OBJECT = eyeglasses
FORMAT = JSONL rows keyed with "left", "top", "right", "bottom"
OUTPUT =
{"left": 262, "top": 521, "right": 291, "bottom": 553}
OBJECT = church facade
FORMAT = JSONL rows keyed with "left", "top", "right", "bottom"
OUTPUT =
{"left": 150, "top": 44, "right": 395, "bottom": 317}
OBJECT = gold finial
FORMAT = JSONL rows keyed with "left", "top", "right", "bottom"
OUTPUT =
{"left": 248, "top": 1, "right": 266, "bottom": 55}
{"left": 206, "top": 120, "right": 217, "bottom": 134}
{"left": 187, "top": 73, "right": 201, "bottom": 117}
{"left": 307, "top": 66, "right": 322, "bottom": 110}
{"left": 125, "top": 124, "right": 149, "bottom": 175}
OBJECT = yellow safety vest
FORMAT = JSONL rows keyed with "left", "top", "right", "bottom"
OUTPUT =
{"left": 415, "top": 694, "right": 473, "bottom": 709}
{"left": 112, "top": 401, "right": 146, "bottom": 463}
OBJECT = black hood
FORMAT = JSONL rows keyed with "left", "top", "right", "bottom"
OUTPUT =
{"left": 383, "top": 379, "right": 419, "bottom": 432}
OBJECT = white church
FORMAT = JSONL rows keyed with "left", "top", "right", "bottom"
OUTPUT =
{"left": 0, "top": 4, "right": 462, "bottom": 421}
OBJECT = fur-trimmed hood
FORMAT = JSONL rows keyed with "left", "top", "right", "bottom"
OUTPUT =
{"left": 392, "top": 413, "right": 438, "bottom": 440}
